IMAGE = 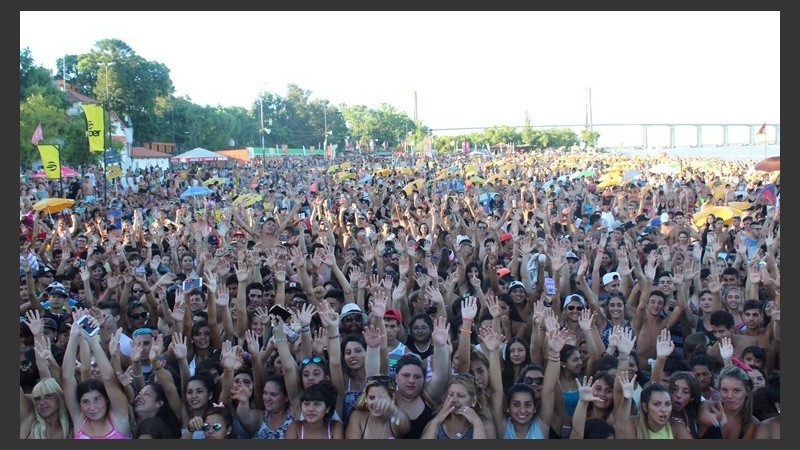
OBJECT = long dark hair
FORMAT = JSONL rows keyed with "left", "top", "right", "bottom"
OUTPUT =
{"left": 501, "top": 337, "right": 531, "bottom": 393}
{"left": 138, "top": 382, "right": 182, "bottom": 438}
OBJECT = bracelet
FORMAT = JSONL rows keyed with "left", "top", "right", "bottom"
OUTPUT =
{"left": 618, "top": 355, "right": 630, "bottom": 360}
{"left": 131, "top": 372, "right": 143, "bottom": 378}
{"left": 459, "top": 328, "right": 472, "bottom": 334}
{"left": 328, "top": 334, "right": 341, "bottom": 340}
{"left": 462, "top": 318, "right": 474, "bottom": 323}
{"left": 273, "top": 337, "right": 288, "bottom": 343}
{"left": 301, "top": 325, "right": 311, "bottom": 333}
{"left": 548, "top": 356, "right": 560, "bottom": 362}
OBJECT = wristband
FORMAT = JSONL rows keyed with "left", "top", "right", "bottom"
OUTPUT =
{"left": 462, "top": 318, "right": 474, "bottom": 323}
{"left": 301, "top": 325, "right": 311, "bottom": 333}
{"left": 459, "top": 328, "right": 472, "bottom": 335}
{"left": 273, "top": 336, "right": 288, "bottom": 343}
{"left": 328, "top": 334, "right": 341, "bottom": 340}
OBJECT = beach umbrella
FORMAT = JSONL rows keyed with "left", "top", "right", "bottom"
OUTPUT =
{"left": 326, "top": 165, "right": 339, "bottom": 174}
{"left": 470, "top": 176, "right": 486, "bottom": 186}
{"left": 623, "top": 169, "right": 641, "bottom": 180}
{"left": 232, "top": 193, "right": 262, "bottom": 207}
{"left": 337, "top": 172, "right": 357, "bottom": 182}
{"left": 357, "top": 175, "right": 373, "bottom": 184}
{"left": 403, "top": 179, "right": 425, "bottom": 195}
{"left": 203, "top": 176, "right": 226, "bottom": 186}
{"left": 180, "top": 186, "right": 214, "bottom": 199}
{"left": 649, "top": 163, "right": 680, "bottom": 175}
{"left": 32, "top": 198, "right": 75, "bottom": 214}
{"left": 691, "top": 206, "right": 743, "bottom": 227}
{"left": 754, "top": 156, "right": 780, "bottom": 172}
{"left": 374, "top": 168, "right": 392, "bottom": 177}
{"left": 30, "top": 166, "right": 80, "bottom": 178}
{"left": 478, "top": 192, "right": 498, "bottom": 205}
{"left": 570, "top": 169, "right": 595, "bottom": 180}
{"left": 728, "top": 201, "right": 752, "bottom": 211}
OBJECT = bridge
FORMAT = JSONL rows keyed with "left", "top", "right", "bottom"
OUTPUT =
{"left": 430, "top": 123, "right": 780, "bottom": 148}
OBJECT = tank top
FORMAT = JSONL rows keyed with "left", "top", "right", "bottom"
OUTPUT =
{"left": 73, "top": 418, "right": 131, "bottom": 440}
{"left": 252, "top": 411, "right": 293, "bottom": 439}
{"left": 299, "top": 420, "right": 332, "bottom": 439}
{"left": 342, "top": 378, "right": 361, "bottom": 426}
{"left": 644, "top": 422, "right": 674, "bottom": 439}
{"left": 387, "top": 342, "right": 407, "bottom": 378}
{"left": 503, "top": 417, "right": 545, "bottom": 439}
{"left": 360, "top": 416, "right": 396, "bottom": 439}
{"left": 402, "top": 399, "right": 435, "bottom": 439}
{"left": 436, "top": 422, "right": 474, "bottom": 439}
{"left": 562, "top": 390, "right": 580, "bottom": 417}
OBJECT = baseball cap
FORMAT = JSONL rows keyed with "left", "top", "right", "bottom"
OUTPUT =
{"left": 508, "top": 280, "right": 526, "bottom": 292}
{"left": 286, "top": 281, "right": 302, "bottom": 291}
{"left": 340, "top": 303, "right": 368, "bottom": 323}
{"left": 35, "top": 267, "right": 55, "bottom": 279}
{"left": 650, "top": 217, "right": 662, "bottom": 227}
{"left": 565, "top": 251, "right": 579, "bottom": 261}
{"left": 496, "top": 267, "right": 511, "bottom": 277}
{"left": 41, "top": 317, "right": 58, "bottom": 331}
{"left": 602, "top": 272, "right": 621, "bottom": 286}
{"left": 233, "top": 228, "right": 246, "bottom": 237}
{"left": 564, "top": 293, "right": 587, "bottom": 308}
{"left": 456, "top": 235, "right": 472, "bottom": 246}
{"left": 500, "top": 232, "right": 513, "bottom": 242}
{"left": 660, "top": 212, "right": 670, "bottom": 224}
{"left": 384, "top": 308, "right": 402, "bottom": 323}
{"left": 635, "top": 214, "right": 649, "bottom": 224}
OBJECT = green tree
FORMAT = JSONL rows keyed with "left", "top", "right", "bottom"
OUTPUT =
{"left": 580, "top": 129, "right": 600, "bottom": 148}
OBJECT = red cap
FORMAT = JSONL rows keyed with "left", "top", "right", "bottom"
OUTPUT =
{"left": 384, "top": 308, "right": 402, "bottom": 323}
{"left": 500, "top": 232, "right": 513, "bottom": 242}
{"left": 496, "top": 267, "right": 511, "bottom": 277}
{"left": 233, "top": 229, "right": 246, "bottom": 237}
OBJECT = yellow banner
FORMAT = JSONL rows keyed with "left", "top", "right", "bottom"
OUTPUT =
{"left": 37, "top": 144, "right": 61, "bottom": 179}
{"left": 82, "top": 104, "right": 105, "bottom": 153}
{"left": 106, "top": 164, "right": 123, "bottom": 179}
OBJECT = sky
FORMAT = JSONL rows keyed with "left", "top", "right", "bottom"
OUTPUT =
{"left": 21, "top": 11, "right": 780, "bottom": 138}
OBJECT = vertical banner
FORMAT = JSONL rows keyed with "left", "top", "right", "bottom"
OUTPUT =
{"left": 37, "top": 144, "right": 61, "bottom": 179}
{"left": 82, "top": 104, "right": 105, "bottom": 152}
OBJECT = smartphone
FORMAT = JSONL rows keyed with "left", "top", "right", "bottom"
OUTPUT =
{"left": 269, "top": 304, "right": 293, "bottom": 321}
{"left": 182, "top": 277, "right": 203, "bottom": 291}
{"left": 544, "top": 277, "right": 557, "bottom": 295}
{"left": 299, "top": 212, "right": 306, "bottom": 219}
{"left": 75, "top": 315, "right": 100, "bottom": 337}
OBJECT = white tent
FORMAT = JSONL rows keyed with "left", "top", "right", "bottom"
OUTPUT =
{"left": 170, "top": 147, "right": 228, "bottom": 163}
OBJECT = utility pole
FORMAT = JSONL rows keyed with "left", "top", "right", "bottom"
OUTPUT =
{"left": 103, "top": 60, "right": 114, "bottom": 206}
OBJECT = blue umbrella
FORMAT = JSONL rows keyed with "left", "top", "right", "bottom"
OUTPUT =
{"left": 479, "top": 192, "right": 498, "bottom": 205}
{"left": 180, "top": 185, "right": 214, "bottom": 199}
{"left": 357, "top": 175, "right": 373, "bottom": 184}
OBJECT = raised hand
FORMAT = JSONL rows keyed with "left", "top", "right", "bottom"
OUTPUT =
{"left": 23, "top": 309, "right": 43, "bottom": 337}
{"left": 577, "top": 376, "right": 601, "bottom": 402}
{"left": 362, "top": 325, "right": 384, "bottom": 348}
{"left": 719, "top": 336, "right": 734, "bottom": 361}
{"left": 547, "top": 327, "right": 569, "bottom": 354}
{"left": 617, "top": 327, "right": 637, "bottom": 356}
{"left": 618, "top": 370, "right": 637, "bottom": 399}
{"left": 312, "top": 328, "right": 327, "bottom": 355}
{"left": 431, "top": 315, "right": 450, "bottom": 346}
{"left": 369, "top": 290, "right": 388, "bottom": 319}
{"left": 460, "top": 296, "right": 478, "bottom": 322}
{"left": 578, "top": 307, "right": 596, "bottom": 331}
{"left": 485, "top": 293, "right": 502, "bottom": 319}
{"left": 297, "top": 303, "right": 317, "bottom": 327}
{"left": 655, "top": 328, "right": 674, "bottom": 358}
{"left": 478, "top": 325, "right": 502, "bottom": 352}
{"left": 170, "top": 332, "right": 188, "bottom": 360}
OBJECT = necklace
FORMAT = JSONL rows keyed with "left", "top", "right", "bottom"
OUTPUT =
{"left": 414, "top": 340, "right": 431, "bottom": 354}
{"left": 448, "top": 420, "right": 469, "bottom": 439}
{"left": 367, "top": 417, "right": 388, "bottom": 438}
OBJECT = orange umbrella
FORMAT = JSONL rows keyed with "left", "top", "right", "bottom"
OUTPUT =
{"left": 32, "top": 198, "right": 75, "bottom": 214}
{"left": 754, "top": 156, "right": 780, "bottom": 172}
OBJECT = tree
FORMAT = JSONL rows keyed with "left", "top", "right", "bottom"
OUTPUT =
{"left": 580, "top": 129, "right": 600, "bottom": 149}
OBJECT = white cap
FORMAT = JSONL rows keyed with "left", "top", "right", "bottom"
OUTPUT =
{"left": 456, "top": 235, "right": 472, "bottom": 246}
{"left": 660, "top": 212, "right": 670, "bottom": 224}
{"left": 602, "top": 272, "right": 621, "bottom": 286}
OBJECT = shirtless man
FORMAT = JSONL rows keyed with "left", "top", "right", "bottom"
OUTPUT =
{"left": 631, "top": 277, "right": 685, "bottom": 362}
{"left": 707, "top": 310, "right": 758, "bottom": 367}
{"left": 666, "top": 211, "right": 701, "bottom": 246}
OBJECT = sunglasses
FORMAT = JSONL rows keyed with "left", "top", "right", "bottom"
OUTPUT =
{"left": 367, "top": 374, "right": 394, "bottom": 386}
{"left": 566, "top": 305, "right": 585, "bottom": 311}
{"left": 201, "top": 422, "right": 224, "bottom": 432}
{"left": 129, "top": 312, "right": 149, "bottom": 320}
{"left": 523, "top": 376, "right": 544, "bottom": 386}
{"left": 132, "top": 288, "right": 145, "bottom": 293}
{"left": 343, "top": 315, "right": 363, "bottom": 323}
{"left": 301, "top": 356, "right": 323, "bottom": 366}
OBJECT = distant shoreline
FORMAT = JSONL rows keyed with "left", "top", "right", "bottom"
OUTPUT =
{"left": 606, "top": 144, "right": 779, "bottom": 160}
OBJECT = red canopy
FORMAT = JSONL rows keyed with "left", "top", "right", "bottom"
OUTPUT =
{"left": 30, "top": 166, "right": 80, "bottom": 178}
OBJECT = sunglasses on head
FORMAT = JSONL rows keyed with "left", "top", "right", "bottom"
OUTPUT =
{"left": 566, "top": 305, "right": 585, "bottom": 311}
{"left": 129, "top": 312, "right": 149, "bottom": 320}
{"left": 367, "top": 374, "right": 394, "bottom": 385}
{"left": 301, "top": 356, "right": 323, "bottom": 366}
{"left": 201, "top": 422, "right": 224, "bottom": 432}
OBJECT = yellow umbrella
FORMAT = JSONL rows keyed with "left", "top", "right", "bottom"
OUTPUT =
{"left": 374, "top": 168, "right": 392, "bottom": 177}
{"left": 327, "top": 164, "right": 339, "bottom": 174}
{"left": 203, "top": 176, "right": 225, "bottom": 186}
{"left": 340, "top": 162, "right": 352, "bottom": 170}
{"left": 596, "top": 176, "right": 624, "bottom": 189}
{"left": 232, "top": 193, "right": 263, "bottom": 207}
{"left": 398, "top": 167, "right": 416, "bottom": 176}
{"left": 487, "top": 174, "right": 506, "bottom": 185}
{"left": 728, "top": 201, "right": 751, "bottom": 211}
{"left": 435, "top": 170, "right": 450, "bottom": 181}
{"left": 338, "top": 172, "right": 357, "bottom": 182}
{"left": 403, "top": 179, "right": 424, "bottom": 195}
{"left": 691, "top": 206, "right": 742, "bottom": 227}
{"left": 469, "top": 176, "right": 486, "bottom": 186}
{"left": 32, "top": 198, "right": 75, "bottom": 214}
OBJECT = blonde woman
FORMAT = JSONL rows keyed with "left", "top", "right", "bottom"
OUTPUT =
{"left": 421, "top": 372, "right": 496, "bottom": 439}
{"left": 345, "top": 374, "right": 410, "bottom": 439}
{"left": 20, "top": 377, "right": 72, "bottom": 439}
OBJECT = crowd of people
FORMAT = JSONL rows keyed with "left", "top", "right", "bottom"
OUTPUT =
{"left": 19, "top": 148, "right": 780, "bottom": 439}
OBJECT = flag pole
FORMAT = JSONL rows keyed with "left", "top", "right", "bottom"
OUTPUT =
{"left": 57, "top": 144, "right": 64, "bottom": 198}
